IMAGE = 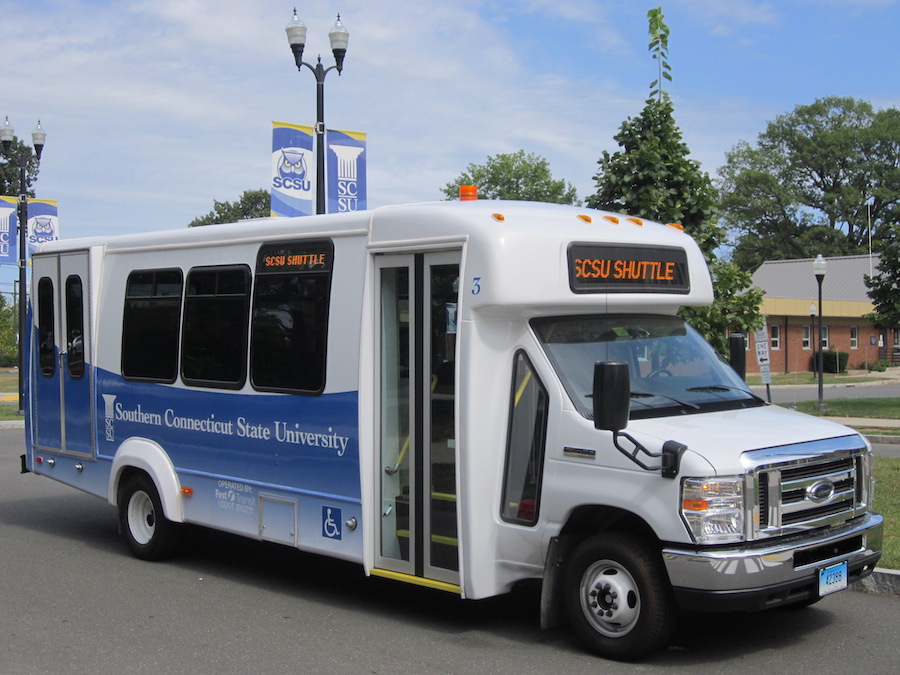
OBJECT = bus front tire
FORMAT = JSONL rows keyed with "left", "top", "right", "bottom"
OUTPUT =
{"left": 563, "top": 533, "right": 676, "bottom": 661}
{"left": 118, "top": 474, "right": 182, "bottom": 561}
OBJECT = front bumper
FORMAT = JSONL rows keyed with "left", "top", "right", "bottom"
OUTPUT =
{"left": 662, "top": 514, "right": 883, "bottom": 612}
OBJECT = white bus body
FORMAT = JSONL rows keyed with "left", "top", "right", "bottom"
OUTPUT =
{"left": 22, "top": 200, "right": 882, "bottom": 660}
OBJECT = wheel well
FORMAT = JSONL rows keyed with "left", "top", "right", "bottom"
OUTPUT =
{"left": 559, "top": 505, "right": 660, "bottom": 549}
{"left": 115, "top": 467, "right": 150, "bottom": 504}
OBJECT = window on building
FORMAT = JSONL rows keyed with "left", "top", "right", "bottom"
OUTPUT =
{"left": 821, "top": 325, "right": 829, "bottom": 350}
{"left": 122, "top": 269, "right": 183, "bottom": 382}
{"left": 771, "top": 324, "right": 781, "bottom": 350}
{"left": 850, "top": 326, "right": 858, "bottom": 350}
{"left": 182, "top": 265, "right": 252, "bottom": 388}
{"left": 802, "top": 325, "right": 811, "bottom": 350}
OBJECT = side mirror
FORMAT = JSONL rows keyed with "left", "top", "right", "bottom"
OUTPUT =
{"left": 593, "top": 361, "right": 630, "bottom": 432}
{"left": 728, "top": 334, "right": 746, "bottom": 380}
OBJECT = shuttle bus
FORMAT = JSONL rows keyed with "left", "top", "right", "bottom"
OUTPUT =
{"left": 22, "top": 197, "right": 883, "bottom": 660}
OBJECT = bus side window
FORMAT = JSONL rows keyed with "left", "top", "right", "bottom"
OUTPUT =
{"left": 501, "top": 351, "right": 549, "bottom": 525}
{"left": 181, "top": 265, "right": 251, "bottom": 389}
{"left": 65, "top": 275, "right": 85, "bottom": 379}
{"left": 250, "top": 240, "right": 333, "bottom": 394}
{"left": 122, "top": 269, "right": 183, "bottom": 382}
{"left": 37, "top": 277, "right": 56, "bottom": 378}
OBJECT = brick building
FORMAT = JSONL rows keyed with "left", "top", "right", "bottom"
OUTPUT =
{"left": 743, "top": 254, "right": 896, "bottom": 374}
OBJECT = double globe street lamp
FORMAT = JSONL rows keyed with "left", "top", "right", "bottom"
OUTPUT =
{"left": 0, "top": 117, "right": 46, "bottom": 414}
{"left": 285, "top": 8, "right": 349, "bottom": 215}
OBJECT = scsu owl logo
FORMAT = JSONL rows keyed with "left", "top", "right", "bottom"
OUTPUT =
{"left": 272, "top": 147, "right": 311, "bottom": 191}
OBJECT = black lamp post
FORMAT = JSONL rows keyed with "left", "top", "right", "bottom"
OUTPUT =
{"left": 0, "top": 116, "right": 45, "bottom": 415}
{"left": 285, "top": 8, "right": 349, "bottom": 215}
{"left": 813, "top": 254, "right": 827, "bottom": 410}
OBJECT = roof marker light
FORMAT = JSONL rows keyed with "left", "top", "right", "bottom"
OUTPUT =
{"left": 603, "top": 216, "right": 619, "bottom": 225}
{"left": 627, "top": 217, "right": 643, "bottom": 226}
{"left": 492, "top": 213, "right": 505, "bottom": 222}
{"left": 577, "top": 214, "right": 592, "bottom": 223}
{"left": 459, "top": 185, "right": 478, "bottom": 201}
{"left": 667, "top": 223, "right": 684, "bottom": 231}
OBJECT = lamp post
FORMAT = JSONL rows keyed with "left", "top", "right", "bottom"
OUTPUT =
{"left": 813, "top": 254, "right": 827, "bottom": 410}
{"left": 285, "top": 8, "right": 349, "bottom": 215}
{"left": 0, "top": 116, "right": 45, "bottom": 415}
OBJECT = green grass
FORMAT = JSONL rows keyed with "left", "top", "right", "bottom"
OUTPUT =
{"left": 874, "top": 457, "right": 900, "bottom": 569}
{"left": 746, "top": 371, "right": 897, "bottom": 386}
{"left": 787, "top": 398, "right": 900, "bottom": 419}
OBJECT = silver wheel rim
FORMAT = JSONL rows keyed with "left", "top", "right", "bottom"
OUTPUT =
{"left": 579, "top": 559, "right": 641, "bottom": 637}
{"left": 127, "top": 490, "right": 155, "bottom": 545}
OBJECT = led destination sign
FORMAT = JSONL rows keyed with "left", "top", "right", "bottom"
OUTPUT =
{"left": 568, "top": 242, "right": 689, "bottom": 294}
{"left": 257, "top": 239, "right": 333, "bottom": 274}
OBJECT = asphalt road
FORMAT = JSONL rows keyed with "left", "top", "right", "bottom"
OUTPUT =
{"left": 2, "top": 428, "right": 899, "bottom": 674}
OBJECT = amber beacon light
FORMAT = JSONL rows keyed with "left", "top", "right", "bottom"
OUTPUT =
{"left": 459, "top": 185, "right": 478, "bottom": 201}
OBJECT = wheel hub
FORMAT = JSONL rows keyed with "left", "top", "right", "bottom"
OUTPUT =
{"left": 580, "top": 561, "right": 641, "bottom": 637}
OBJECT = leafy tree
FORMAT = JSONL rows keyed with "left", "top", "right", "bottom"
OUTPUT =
{"left": 441, "top": 150, "right": 579, "bottom": 204}
{"left": 718, "top": 97, "right": 900, "bottom": 271}
{"left": 864, "top": 223, "right": 900, "bottom": 327}
{"left": 647, "top": 7, "right": 671, "bottom": 102}
{"left": 0, "top": 136, "right": 40, "bottom": 198}
{"left": 0, "top": 294, "right": 17, "bottom": 367}
{"left": 188, "top": 188, "right": 271, "bottom": 227}
{"left": 586, "top": 8, "right": 762, "bottom": 354}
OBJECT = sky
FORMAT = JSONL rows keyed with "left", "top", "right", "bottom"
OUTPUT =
{"left": 1, "top": 0, "right": 899, "bottom": 289}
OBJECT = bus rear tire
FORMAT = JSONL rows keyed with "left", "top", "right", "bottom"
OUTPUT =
{"left": 563, "top": 532, "right": 676, "bottom": 661}
{"left": 118, "top": 474, "right": 182, "bottom": 561}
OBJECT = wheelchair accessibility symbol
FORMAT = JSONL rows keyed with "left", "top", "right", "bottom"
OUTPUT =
{"left": 322, "top": 506, "right": 342, "bottom": 540}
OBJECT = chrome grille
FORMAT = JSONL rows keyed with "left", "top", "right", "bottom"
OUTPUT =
{"left": 743, "top": 436, "right": 871, "bottom": 540}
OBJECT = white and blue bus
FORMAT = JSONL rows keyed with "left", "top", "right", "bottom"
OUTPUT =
{"left": 22, "top": 197, "right": 883, "bottom": 660}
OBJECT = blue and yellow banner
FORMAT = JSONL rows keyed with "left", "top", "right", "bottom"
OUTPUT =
{"left": 271, "top": 121, "right": 314, "bottom": 218}
{"left": 0, "top": 196, "right": 59, "bottom": 265}
{"left": 326, "top": 129, "right": 367, "bottom": 213}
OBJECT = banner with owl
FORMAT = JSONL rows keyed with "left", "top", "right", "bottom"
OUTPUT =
{"left": 0, "top": 196, "right": 59, "bottom": 266}
{"left": 271, "top": 121, "right": 315, "bottom": 218}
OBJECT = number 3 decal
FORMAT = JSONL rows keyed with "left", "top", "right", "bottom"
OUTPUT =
{"left": 471, "top": 276, "right": 482, "bottom": 295}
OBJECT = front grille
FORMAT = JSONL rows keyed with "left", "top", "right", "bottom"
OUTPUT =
{"left": 744, "top": 438, "right": 871, "bottom": 540}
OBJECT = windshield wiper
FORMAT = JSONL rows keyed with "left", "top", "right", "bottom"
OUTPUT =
{"left": 631, "top": 390, "right": 700, "bottom": 410}
{"left": 686, "top": 384, "right": 765, "bottom": 403}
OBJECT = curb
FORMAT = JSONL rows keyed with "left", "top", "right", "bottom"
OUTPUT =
{"left": 853, "top": 567, "right": 900, "bottom": 598}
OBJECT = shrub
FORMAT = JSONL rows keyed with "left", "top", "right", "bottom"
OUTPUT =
{"left": 822, "top": 351, "right": 849, "bottom": 373}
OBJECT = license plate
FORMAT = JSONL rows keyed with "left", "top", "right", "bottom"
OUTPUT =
{"left": 818, "top": 561, "right": 848, "bottom": 597}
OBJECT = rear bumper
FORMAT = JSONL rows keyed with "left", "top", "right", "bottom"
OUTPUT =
{"left": 662, "top": 514, "right": 883, "bottom": 612}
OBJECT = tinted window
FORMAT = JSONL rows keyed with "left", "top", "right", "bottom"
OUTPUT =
{"left": 65, "top": 275, "right": 85, "bottom": 379}
{"left": 37, "top": 277, "right": 55, "bottom": 377}
{"left": 501, "top": 351, "right": 548, "bottom": 526}
{"left": 182, "top": 266, "right": 251, "bottom": 388}
{"left": 122, "top": 269, "right": 183, "bottom": 382}
{"left": 251, "top": 240, "right": 332, "bottom": 394}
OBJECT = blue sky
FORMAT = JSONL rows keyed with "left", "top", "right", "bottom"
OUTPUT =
{"left": 1, "top": 0, "right": 898, "bottom": 279}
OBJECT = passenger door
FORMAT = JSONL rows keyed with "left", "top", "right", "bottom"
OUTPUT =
{"left": 31, "top": 252, "right": 94, "bottom": 456}
{"left": 375, "top": 251, "right": 461, "bottom": 587}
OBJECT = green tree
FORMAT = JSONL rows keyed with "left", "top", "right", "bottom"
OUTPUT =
{"left": 718, "top": 97, "right": 900, "bottom": 271}
{"left": 586, "top": 9, "right": 762, "bottom": 355}
{"left": 864, "top": 224, "right": 900, "bottom": 327}
{"left": 0, "top": 136, "right": 40, "bottom": 198}
{"left": 647, "top": 7, "right": 671, "bottom": 102}
{"left": 441, "top": 150, "right": 579, "bottom": 204}
{"left": 0, "top": 294, "right": 18, "bottom": 367}
{"left": 188, "top": 188, "right": 271, "bottom": 227}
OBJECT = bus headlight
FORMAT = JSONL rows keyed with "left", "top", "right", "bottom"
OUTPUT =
{"left": 681, "top": 476, "right": 745, "bottom": 544}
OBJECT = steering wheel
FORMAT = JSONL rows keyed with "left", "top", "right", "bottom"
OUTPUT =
{"left": 647, "top": 368, "right": 673, "bottom": 377}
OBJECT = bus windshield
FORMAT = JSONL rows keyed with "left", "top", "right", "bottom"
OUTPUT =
{"left": 532, "top": 314, "right": 763, "bottom": 420}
